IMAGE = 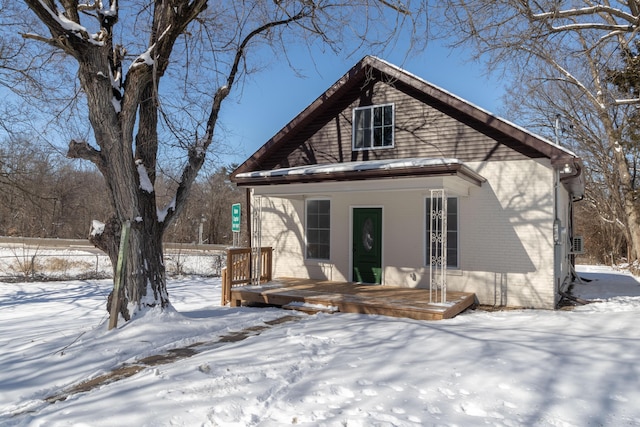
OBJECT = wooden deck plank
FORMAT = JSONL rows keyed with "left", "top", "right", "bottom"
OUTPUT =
{"left": 229, "top": 277, "right": 476, "bottom": 321}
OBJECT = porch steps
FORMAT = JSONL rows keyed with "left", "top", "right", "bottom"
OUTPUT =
{"left": 282, "top": 302, "right": 340, "bottom": 315}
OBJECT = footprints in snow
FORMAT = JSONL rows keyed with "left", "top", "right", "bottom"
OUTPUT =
{"left": 420, "top": 379, "right": 518, "bottom": 420}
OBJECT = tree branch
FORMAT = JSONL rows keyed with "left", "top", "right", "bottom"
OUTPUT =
{"left": 377, "top": 0, "right": 411, "bottom": 15}
{"left": 21, "top": 32, "right": 59, "bottom": 46}
{"left": 615, "top": 97, "right": 640, "bottom": 105}
{"left": 532, "top": 5, "right": 637, "bottom": 25}
{"left": 22, "top": 0, "right": 103, "bottom": 57}
{"left": 163, "top": 8, "right": 311, "bottom": 227}
{"left": 67, "top": 139, "right": 106, "bottom": 171}
{"left": 546, "top": 23, "right": 636, "bottom": 34}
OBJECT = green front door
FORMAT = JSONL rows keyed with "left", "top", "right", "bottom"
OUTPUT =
{"left": 353, "top": 208, "right": 382, "bottom": 284}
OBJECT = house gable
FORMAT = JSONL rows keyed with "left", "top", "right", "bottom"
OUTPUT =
{"left": 231, "top": 56, "right": 581, "bottom": 189}
{"left": 261, "top": 79, "right": 540, "bottom": 171}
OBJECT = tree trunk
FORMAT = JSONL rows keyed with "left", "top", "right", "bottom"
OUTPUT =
{"left": 600, "top": 114, "right": 640, "bottom": 261}
{"left": 621, "top": 191, "right": 640, "bottom": 261}
{"left": 126, "top": 221, "right": 168, "bottom": 309}
{"left": 71, "top": 35, "right": 171, "bottom": 315}
{"left": 91, "top": 214, "right": 169, "bottom": 316}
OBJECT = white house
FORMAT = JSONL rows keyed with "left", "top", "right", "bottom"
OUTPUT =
{"left": 231, "top": 56, "right": 584, "bottom": 309}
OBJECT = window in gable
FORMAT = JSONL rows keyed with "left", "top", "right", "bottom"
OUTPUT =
{"left": 353, "top": 104, "right": 394, "bottom": 150}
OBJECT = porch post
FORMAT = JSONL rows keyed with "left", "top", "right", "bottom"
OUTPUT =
{"left": 251, "top": 195, "right": 263, "bottom": 285}
{"left": 245, "top": 188, "right": 252, "bottom": 248}
{"left": 429, "top": 189, "right": 447, "bottom": 304}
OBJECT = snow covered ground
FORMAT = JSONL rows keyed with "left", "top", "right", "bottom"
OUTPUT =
{"left": 0, "top": 244, "right": 223, "bottom": 280}
{"left": 1, "top": 260, "right": 639, "bottom": 426}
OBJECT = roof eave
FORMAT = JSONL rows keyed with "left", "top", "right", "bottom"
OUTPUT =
{"left": 234, "top": 163, "right": 486, "bottom": 187}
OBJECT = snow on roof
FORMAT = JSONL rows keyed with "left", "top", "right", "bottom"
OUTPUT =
{"left": 235, "top": 157, "right": 463, "bottom": 179}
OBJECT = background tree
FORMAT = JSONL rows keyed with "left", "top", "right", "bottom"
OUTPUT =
{"left": 0, "top": 135, "right": 111, "bottom": 238}
{"left": 437, "top": 1, "right": 640, "bottom": 264}
{"left": 1, "top": 0, "right": 426, "bottom": 318}
{"left": 163, "top": 166, "right": 246, "bottom": 246}
{"left": 0, "top": 135, "right": 243, "bottom": 243}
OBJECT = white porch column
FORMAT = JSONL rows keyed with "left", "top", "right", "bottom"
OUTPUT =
{"left": 429, "top": 189, "right": 447, "bottom": 304}
{"left": 251, "top": 195, "right": 262, "bottom": 285}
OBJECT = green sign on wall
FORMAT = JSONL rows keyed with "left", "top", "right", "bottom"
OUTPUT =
{"left": 231, "top": 203, "right": 241, "bottom": 232}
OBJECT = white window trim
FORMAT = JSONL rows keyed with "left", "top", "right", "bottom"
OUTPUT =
{"left": 424, "top": 195, "right": 460, "bottom": 270}
{"left": 352, "top": 103, "right": 395, "bottom": 151}
{"left": 305, "top": 198, "right": 331, "bottom": 261}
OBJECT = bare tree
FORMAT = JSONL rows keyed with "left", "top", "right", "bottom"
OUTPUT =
{"left": 437, "top": 1, "right": 640, "bottom": 262}
{"left": 2, "top": 0, "right": 426, "bottom": 319}
{"left": 0, "top": 136, "right": 57, "bottom": 237}
{"left": 499, "top": 64, "right": 636, "bottom": 263}
{"left": 162, "top": 166, "right": 244, "bottom": 245}
{"left": 0, "top": 134, "right": 110, "bottom": 238}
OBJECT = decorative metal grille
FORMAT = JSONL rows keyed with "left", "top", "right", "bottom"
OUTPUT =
{"left": 429, "top": 189, "right": 447, "bottom": 303}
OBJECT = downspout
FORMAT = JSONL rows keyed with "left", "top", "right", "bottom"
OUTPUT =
{"left": 553, "top": 113, "right": 584, "bottom": 305}
{"left": 561, "top": 161, "right": 583, "bottom": 280}
{"left": 553, "top": 115, "right": 563, "bottom": 306}
{"left": 553, "top": 167, "right": 562, "bottom": 305}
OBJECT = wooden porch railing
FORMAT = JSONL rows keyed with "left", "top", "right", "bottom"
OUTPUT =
{"left": 221, "top": 247, "right": 273, "bottom": 306}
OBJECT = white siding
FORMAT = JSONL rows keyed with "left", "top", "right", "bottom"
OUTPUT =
{"left": 460, "top": 159, "right": 556, "bottom": 308}
{"left": 258, "top": 196, "right": 305, "bottom": 278}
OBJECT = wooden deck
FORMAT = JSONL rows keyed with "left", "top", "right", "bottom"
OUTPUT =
{"left": 229, "top": 278, "right": 476, "bottom": 321}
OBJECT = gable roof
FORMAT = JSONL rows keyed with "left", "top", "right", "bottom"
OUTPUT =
{"left": 231, "top": 56, "right": 582, "bottom": 188}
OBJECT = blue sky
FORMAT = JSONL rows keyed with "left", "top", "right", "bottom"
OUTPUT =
{"left": 218, "top": 42, "right": 507, "bottom": 167}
